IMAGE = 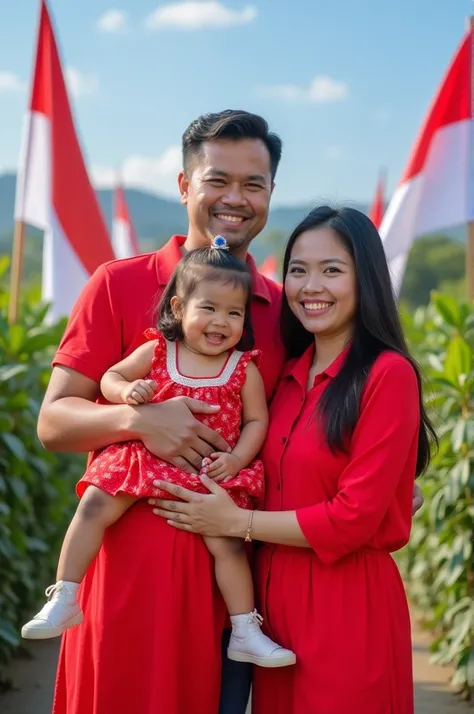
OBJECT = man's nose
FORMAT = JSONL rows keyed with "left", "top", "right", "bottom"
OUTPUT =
{"left": 222, "top": 184, "right": 247, "bottom": 206}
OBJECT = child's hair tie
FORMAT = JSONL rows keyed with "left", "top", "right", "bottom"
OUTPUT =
{"left": 211, "top": 235, "right": 230, "bottom": 250}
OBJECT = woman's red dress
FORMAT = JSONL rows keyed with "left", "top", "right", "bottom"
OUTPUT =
{"left": 253, "top": 346, "right": 420, "bottom": 714}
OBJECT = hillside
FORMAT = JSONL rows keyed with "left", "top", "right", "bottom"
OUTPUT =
{"left": 0, "top": 172, "right": 465, "bottom": 268}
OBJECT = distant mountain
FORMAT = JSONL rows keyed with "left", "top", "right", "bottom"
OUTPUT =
{"left": 0, "top": 172, "right": 465, "bottom": 266}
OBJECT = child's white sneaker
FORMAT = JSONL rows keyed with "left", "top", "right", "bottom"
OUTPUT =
{"left": 21, "top": 581, "right": 83, "bottom": 640}
{"left": 227, "top": 609, "right": 296, "bottom": 668}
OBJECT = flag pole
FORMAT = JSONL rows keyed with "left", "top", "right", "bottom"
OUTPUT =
{"left": 8, "top": 220, "right": 26, "bottom": 324}
{"left": 467, "top": 16, "right": 474, "bottom": 301}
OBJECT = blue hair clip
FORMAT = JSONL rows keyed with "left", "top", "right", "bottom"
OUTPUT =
{"left": 211, "top": 235, "right": 229, "bottom": 250}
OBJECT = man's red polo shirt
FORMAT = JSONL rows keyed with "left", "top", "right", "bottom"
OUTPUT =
{"left": 53, "top": 235, "right": 285, "bottom": 401}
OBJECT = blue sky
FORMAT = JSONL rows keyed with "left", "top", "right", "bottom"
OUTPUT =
{"left": 0, "top": 0, "right": 471, "bottom": 205}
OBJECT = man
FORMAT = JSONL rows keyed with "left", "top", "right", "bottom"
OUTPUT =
{"left": 40, "top": 110, "right": 423, "bottom": 714}
{"left": 41, "top": 110, "right": 282, "bottom": 714}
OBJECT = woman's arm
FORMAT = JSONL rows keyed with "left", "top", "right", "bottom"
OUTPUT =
{"left": 100, "top": 341, "right": 156, "bottom": 404}
{"left": 151, "top": 356, "right": 421, "bottom": 552}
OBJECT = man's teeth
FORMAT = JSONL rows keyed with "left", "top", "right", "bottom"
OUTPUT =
{"left": 303, "top": 302, "right": 332, "bottom": 311}
{"left": 215, "top": 214, "right": 244, "bottom": 223}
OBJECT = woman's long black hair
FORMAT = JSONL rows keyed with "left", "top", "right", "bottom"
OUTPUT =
{"left": 280, "top": 205, "right": 436, "bottom": 477}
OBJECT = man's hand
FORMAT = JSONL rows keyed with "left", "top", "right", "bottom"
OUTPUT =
{"left": 201, "top": 452, "right": 241, "bottom": 483}
{"left": 121, "top": 379, "right": 157, "bottom": 405}
{"left": 137, "top": 396, "right": 231, "bottom": 474}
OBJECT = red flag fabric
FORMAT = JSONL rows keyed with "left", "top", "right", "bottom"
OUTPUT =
{"left": 14, "top": 0, "right": 113, "bottom": 319}
{"left": 369, "top": 172, "right": 385, "bottom": 229}
{"left": 380, "top": 29, "right": 473, "bottom": 292}
{"left": 259, "top": 255, "right": 279, "bottom": 283}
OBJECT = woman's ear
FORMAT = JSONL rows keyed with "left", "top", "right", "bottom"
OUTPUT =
{"left": 170, "top": 295, "right": 182, "bottom": 320}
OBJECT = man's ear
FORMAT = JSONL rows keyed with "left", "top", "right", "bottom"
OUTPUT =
{"left": 178, "top": 171, "right": 189, "bottom": 206}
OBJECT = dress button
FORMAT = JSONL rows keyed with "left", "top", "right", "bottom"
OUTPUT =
{"left": 282, "top": 436, "right": 287, "bottom": 444}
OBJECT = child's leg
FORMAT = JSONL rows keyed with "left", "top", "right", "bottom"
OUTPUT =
{"left": 204, "top": 536, "right": 253, "bottom": 615}
{"left": 21, "top": 487, "right": 136, "bottom": 640}
{"left": 204, "top": 535, "right": 296, "bottom": 669}
{"left": 57, "top": 486, "right": 136, "bottom": 583}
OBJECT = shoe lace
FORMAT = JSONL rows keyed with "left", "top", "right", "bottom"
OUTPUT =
{"left": 248, "top": 609, "right": 264, "bottom": 626}
{"left": 45, "top": 582, "right": 63, "bottom": 600}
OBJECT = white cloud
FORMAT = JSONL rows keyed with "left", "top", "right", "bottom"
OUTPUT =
{"left": 325, "top": 145, "right": 343, "bottom": 160}
{"left": 91, "top": 145, "right": 182, "bottom": 197}
{"left": 96, "top": 9, "right": 128, "bottom": 33}
{"left": 260, "top": 75, "right": 349, "bottom": 104}
{"left": 145, "top": 1, "right": 257, "bottom": 31}
{"left": 65, "top": 67, "right": 100, "bottom": 98}
{"left": 0, "top": 72, "right": 25, "bottom": 92}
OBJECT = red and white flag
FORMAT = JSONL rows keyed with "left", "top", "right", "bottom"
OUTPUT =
{"left": 112, "top": 183, "right": 139, "bottom": 259}
{"left": 369, "top": 171, "right": 385, "bottom": 230}
{"left": 14, "top": 0, "right": 113, "bottom": 320}
{"left": 259, "top": 255, "right": 279, "bottom": 283}
{"left": 380, "top": 29, "right": 473, "bottom": 293}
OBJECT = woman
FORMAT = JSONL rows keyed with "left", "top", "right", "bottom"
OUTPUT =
{"left": 151, "top": 206, "right": 436, "bottom": 714}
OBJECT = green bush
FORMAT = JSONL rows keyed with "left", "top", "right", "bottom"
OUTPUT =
{"left": 400, "top": 293, "right": 474, "bottom": 699}
{"left": 0, "top": 258, "right": 84, "bottom": 681}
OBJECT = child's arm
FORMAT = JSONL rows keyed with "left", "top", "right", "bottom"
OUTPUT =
{"left": 233, "top": 360, "right": 269, "bottom": 464}
{"left": 100, "top": 341, "right": 157, "bottom": 406}
{"left": 204, "top": 360, "right": 268, "bottom": 481}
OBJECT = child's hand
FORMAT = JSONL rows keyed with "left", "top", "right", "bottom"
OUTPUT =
{"left": 201, "top": 452, "right": 241, "bottom": 483}
{"left": 121, "top": 379, "right": 157, "bottom": 405}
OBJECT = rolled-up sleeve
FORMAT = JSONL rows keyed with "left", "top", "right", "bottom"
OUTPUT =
{"left": 296, "top": 357, "right": 420, "bottom": 563}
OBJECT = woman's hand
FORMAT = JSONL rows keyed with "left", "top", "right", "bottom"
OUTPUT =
{"left": 149, "top": 475, "right": 246, "bottom": 537}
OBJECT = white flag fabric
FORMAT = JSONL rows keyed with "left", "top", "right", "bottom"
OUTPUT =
{"left": 112, "top": 185, "right": 139, "bottom": 259}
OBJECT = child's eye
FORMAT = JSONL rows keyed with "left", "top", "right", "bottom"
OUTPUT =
{"left": 229, "top": 311, "right": 242, "bottom": 317}
{"left": 202, "top": 305, "right": 214, "bottom": 311}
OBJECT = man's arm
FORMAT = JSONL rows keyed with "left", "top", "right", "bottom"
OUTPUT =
{"left": 38, "top": 366, "right": 231, "bottom": 473}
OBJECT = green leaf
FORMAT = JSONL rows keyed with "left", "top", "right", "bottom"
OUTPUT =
{"left": 451, "top": 420, "right": 466, "bottom": 452}
{"left": 432, "top": 292, "right": 462, "bottom": 328}
{"left": 25, "top": 536, "right": 48, "bottom": 553}
{"left": 1, "top": 433, "right": 27, "bottom": 461}
{"left": 8, "top": 476, "right": 27, "bottom": 500}
{"left": 444, "top": 336, "right": 472, "bottom": 385}
{"left": 7, "top": 323, "right": 27, "bottom": 353}
{"left": 0, "top": 255, "right": 10, "bottom": 277}
{"left": 0, "top": 364, "right": 28, "bottom": 382}
{"left": 0, "top": 620, "right": 20, "bottom": 647}
{"left": 0, "top": 412, "right": 15, "bottom": 432}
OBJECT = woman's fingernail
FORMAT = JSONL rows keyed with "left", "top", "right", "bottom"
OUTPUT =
{"left": 148, "top": 499, "right": 155, "bottom": 505}
{"left": 153, "top": 509, "right": 159, "bottom": 515}
{"left": 153, "top": 480, "right": 160, "bottom": 487}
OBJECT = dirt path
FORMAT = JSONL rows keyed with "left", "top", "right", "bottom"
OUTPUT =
{"left": 1, "top": 613, "right": 472, "bottom": 713}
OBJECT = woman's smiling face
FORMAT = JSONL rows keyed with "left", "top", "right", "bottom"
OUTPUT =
{"left": 284, "top": 225, "right": 357, "bottom": 339}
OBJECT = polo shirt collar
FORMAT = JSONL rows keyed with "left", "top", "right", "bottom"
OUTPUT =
{"left": 284, "top": 342, "right": 351, "bottom": 390}
{"left": 155, "top": 235, "right": 271, "bottom": 303}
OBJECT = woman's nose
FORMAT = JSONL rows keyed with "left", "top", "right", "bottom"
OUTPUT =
{"left": 302, "top": 277, "right": 324, "bottom": 294}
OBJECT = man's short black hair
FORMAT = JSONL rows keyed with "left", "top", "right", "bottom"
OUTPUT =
{"left": 182, "top": 109, "right": 283, "bottom": 180}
